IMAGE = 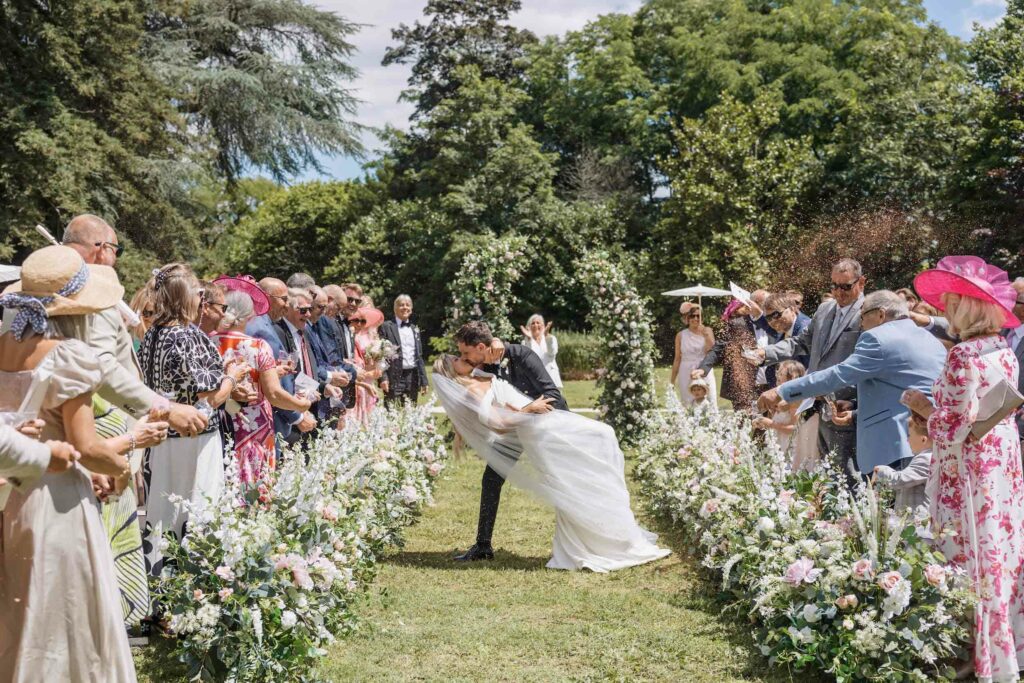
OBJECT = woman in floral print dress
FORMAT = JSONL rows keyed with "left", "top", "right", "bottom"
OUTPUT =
{"left": 906, "top": 256, "right": 1024, "bottom": 682}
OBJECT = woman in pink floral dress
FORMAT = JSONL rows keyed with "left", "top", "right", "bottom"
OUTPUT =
{"left": 347, "top": 307, "right": 386, "bottom": 424}
{"left": 906, "top": 256, "right": 1024, "bottom": 682}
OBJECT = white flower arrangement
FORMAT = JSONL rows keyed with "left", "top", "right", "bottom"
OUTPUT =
{"left": 576, "top": 251, "right": 656, "bottom": 445}
{"left": 158, "top": 403, "right": 448, "bottom": 682}
{"left": 445, "top": 234, "right": 528, "bottom": 343}
{"left": 633, "top": 395, "right": 974, "bottom": 681}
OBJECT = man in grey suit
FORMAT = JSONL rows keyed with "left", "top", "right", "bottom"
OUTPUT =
{"left": 750, "top": 258, "right": 866, "bottom": 480}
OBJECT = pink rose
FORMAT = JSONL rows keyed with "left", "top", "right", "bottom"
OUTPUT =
{"left": 783, "top": 558, "right": 823, "bottom": 587}
{"left": 218, "top": 588, "right": 234, "bottom": 600}
{"left": 877, "top": 570, "right": 903, "bottom": 594}
{"left": 320, "top": 504, "right": 339, "bottom": 522}
{"left": 835, "top": 594, "right": 859, "bottom": 610}
{"left": 193, "top": 589, "right": 204, "bottom": 601}
{"left": 428, "top": 462, "right": 443, "bottom": 477}
{"left": 924, "top": 564, "right": 946, "bottom": 588}
{"left": 852, "top": 559, "right": 875, "bottom": 580}
{"left": 778, "top": 490, "right": 795, "bottom": 505}
{"left": 292, "top": 566, "right": 314, "bottom": 590}
{"left": 699, "top": 499, "right": 720, "bottom": 518}
{"left": 214, "top": 565, "right": 235, "bottom": 581}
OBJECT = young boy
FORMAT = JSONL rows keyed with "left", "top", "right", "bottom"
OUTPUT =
{"left": 873, "top": 414, "right": 932, "bottom": 515}
{"left": 688, "top": 377, "right": 715, "bottom": 413}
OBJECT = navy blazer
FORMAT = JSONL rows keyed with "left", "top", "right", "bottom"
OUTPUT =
{"left": 245, "top": 315, "right": 300, "bottom": 440}
{"left": 765, "top": 312, "right": 812, "bottom": 385}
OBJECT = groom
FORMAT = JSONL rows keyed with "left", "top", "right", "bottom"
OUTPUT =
{"left": 453, "top": 321, "right": 569, "bottom": 561}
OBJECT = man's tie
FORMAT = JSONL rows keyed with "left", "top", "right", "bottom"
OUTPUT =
{"left": 400, "top": 321, "right": 411, "bottom": 328}
{"left": 299, "top": 329, "right": 315, "bottom": 379}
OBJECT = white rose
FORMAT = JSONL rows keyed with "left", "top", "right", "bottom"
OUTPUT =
{"left": 802, "top": 604, "right": 821, "bottom": 623}
{"left": 281, "top": 610, "right": 298, "bottom": 629}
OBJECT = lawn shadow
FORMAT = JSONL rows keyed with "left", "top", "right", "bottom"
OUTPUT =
{"left": 133, "top": 634, "right": 188, "bottom": 683}
{"left": 385, "top": 548, "right": 550, "bottom": 572}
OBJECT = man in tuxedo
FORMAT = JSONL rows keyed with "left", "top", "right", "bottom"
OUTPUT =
{"left": 453, "top": 321, "right": 568, "bottom": 561}
{"left": 750, "top": 259, "right": 865, "bottom": 482}
{"left": 378, "top": 295, "right": 428, "bottom": 405}
{"left": 246, "top": 278, "right": 316, "bottom": 444}
{"left": 324, "top": 284, "right": 359, "bottom": 409}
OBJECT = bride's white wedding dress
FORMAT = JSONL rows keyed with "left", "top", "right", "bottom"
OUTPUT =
{"left": 442, "top": 375, "right": 670, "bottom": 572}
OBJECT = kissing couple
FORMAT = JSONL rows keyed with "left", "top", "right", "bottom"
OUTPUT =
{"left": 433, "top": 321, "right": 670, "bottom": 572}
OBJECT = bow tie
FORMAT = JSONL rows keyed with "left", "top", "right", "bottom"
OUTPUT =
{"left": 400, "top": 321, "right": 412, "bottom": 328}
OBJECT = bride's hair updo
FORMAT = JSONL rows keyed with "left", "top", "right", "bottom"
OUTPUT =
{"left": 433, "top": 354, "right": 474, "bottom": 387}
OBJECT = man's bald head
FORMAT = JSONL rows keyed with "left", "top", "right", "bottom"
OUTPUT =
{"left": 63, "top": 214, "right": 119, "bottom": 266}
{"left": 259, "top": 277, "right": 289, "bottom": 321}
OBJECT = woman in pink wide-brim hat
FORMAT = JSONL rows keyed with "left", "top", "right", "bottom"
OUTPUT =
{"left": 906, "top": 255, "right": 1024, "bottom": 682}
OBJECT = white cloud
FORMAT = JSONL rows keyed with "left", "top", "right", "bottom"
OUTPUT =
{"left": 298, "top": 0, "right": 641, "bottom": 180}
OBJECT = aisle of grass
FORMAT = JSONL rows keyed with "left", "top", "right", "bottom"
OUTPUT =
{"left": 319, "top": 455, "right": 790, "bottom": 682}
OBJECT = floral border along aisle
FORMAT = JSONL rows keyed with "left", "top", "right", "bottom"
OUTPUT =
{"left": 634, "top": 396, "right": 974, "bottom": 682}
{"left": 577, "top": 251, "right": 656, "bottom": 445}
{"left": 157, "top": 404, "right": 448, "bottom": 682}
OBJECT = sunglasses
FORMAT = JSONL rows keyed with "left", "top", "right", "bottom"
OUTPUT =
{"left": 205, "top": 301, "right": 227, "bottom": 313}
{"left": 830, "top": 281, "right": 858, "bottom": 292}
{"left": 859, "top": 307, "right": 881, "bottom": 321}
{"left": 96, "top": 241, "right": 124, "bottom": 257}
{"left": 350, "top": 317, "right": 366, "bottom": 324}
{"left": 297, "top": 306, "right": 313, "bottom": 315}
{"left": 765, "top": 310, "right": 786, "bottom": 322}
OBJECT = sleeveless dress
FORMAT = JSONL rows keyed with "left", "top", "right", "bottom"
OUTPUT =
{"left": 480, "top": 379, "right": 671, "bottom": 572}
{"left": 0, "top": 340, "right": 137, "bottom": 683}
{"left": 675, "top": 328, "right": 717, "bottom": 406}
{"left": 210, "top": 331, "right": 276, "bottom": 486}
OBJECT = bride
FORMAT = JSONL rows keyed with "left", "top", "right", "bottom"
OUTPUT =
{"left": 432, "top": 354, "right": 670, "bottom": 572}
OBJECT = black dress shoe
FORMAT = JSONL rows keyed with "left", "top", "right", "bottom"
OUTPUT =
{"left": 453, "top": 543, "right": 494, "bottom": 561}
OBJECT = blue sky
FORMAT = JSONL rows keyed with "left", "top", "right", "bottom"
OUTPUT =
{"left": 293, "top": 0, "right": 1006, "bottom": 184}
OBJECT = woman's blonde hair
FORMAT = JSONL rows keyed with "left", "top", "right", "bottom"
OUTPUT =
{"left": 151, "top": 263, "right": 200, "bottom": 326}
{"left": 942, "top": 293, "right": 1005, "bottom": 340}
{"left": 128, "top": 283, "right": 154, "bottom": 341}
{"left": 432, "top": 354, "right": 473, "bottom": 387}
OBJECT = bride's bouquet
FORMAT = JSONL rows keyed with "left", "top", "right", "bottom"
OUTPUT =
{"left": 364, "top": 338, "right": 398, "bottom": 373}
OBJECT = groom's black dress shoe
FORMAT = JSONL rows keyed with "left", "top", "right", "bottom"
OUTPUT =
{"left": 453, "top": 543, "right": 494, "bottom": 562}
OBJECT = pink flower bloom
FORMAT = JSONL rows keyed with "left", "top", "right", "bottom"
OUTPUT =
{"left": 320, "top": 504, "right": 339, "bottom": 522}
{"left": 292, "top": 566, "right": 314, "bottom": 590}
{"left": 193, "top": 589, "right": 204, "bottom": 601}
{"left": 877, "top": 570, "right": 903, "bottom": 594}
{"left": 835, "top": 594, "right": 859, "bottom": 610}
{"left": 779, "top": 490, "right": 795, "bottom": 505}
{"left": 218, "top": 588, "right": 234, "bottom": 600}
{"left": 852, "top": 558, "right": 875, "bottom": 580}
{"left": 784, "top": 558, "right": 823, "bottom": 587}
{"left": 924, "top": 564, "right": 947, "bottom": 588}
{"left": 214, "top": 565, "right": 235, "bottom": 581}
{"left": 428, "top": 462, "right": 443, "bottom": 477}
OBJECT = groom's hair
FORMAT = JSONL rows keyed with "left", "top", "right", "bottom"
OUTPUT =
{"left": 454, "top": 321, "right": 493, "bottom": 346}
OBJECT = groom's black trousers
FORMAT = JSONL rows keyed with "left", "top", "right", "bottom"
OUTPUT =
{"left": 476, "top": 465, "right": 506, "bottom": 545}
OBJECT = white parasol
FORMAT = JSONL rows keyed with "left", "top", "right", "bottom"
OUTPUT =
{"left": 0, "top": 264, "right": 20, "bottom": 283}
{"left": 661, "top": 283, "right": 733, "bottom": 307}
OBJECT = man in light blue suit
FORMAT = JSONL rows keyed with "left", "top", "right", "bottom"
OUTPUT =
{"left": 758, "top": 290, "right": 947, "bottom": 475}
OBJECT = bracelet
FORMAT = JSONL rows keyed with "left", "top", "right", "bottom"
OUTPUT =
{"left": 225, "top": 375, "right": 238, "bottom": 391}
{"left": 128, "top": 433, "right": 137, "bottom": 453}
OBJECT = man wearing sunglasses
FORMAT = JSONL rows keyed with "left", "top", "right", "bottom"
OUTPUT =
{"left": 750, "top": 259, "right": 866, "bottom": 483}
{"left": 761, "top": 292, "right": 812, "bottom": 386}
{"left": 58, "top": 213, "right": 208, "bottom": 437}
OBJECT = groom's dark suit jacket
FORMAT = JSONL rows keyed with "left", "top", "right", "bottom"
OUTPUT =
{"left": 483, "top": 343, "right": 568, "bottom": 411}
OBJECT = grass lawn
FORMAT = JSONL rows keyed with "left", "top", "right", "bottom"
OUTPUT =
{"left": 317, "top": 456, "right": 792, "bottom": 682}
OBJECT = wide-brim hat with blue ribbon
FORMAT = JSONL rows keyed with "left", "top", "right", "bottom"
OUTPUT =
{"left": 1, "top": 246, "right": 124, "bottom": 338}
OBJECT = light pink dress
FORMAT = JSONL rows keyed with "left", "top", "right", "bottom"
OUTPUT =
{"left": 928, "top": 334, "right": 1024, "bottom": 682}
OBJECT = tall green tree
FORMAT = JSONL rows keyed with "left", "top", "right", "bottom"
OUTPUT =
{"left": 383, "top": 0, "right": 536, "bottom": 120}
{"left": 147, "top": 0, "right": 364, "bottom": 182}
{"left": 0, "top": 0, "right": 189, "bottom": 260}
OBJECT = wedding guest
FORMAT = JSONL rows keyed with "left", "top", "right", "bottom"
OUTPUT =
{"left": 1006, "top": 277, "right": 1024, "bottom": 445}
{"left": 902, "top": 255, "right": 1024, "bottom": 683}
{"left": 670, "top": 302, "right": 715, "bottom": 406}
{"left": 306, "top": 286, "right": 354, "bottom": 422}
{"left": 751, "top": 259, "right": 866, "bottom": 477}
{"left": 895, "top": 287, "right": 920, "bottom": 308}
{"left": 286, "top": 272, "right": 316, "bottom": 289}
{"left": 62, "top": 214, "right": 207, "bottom": 440}
{"left": 0, "top": 245, "right": 137, "bottom": 682}
{"left": 785, "top": 290, "right": 805, "bottom": 312}
{"left": 753, "top": 360, "right": 806, "bottom": 455}
{"left": 127, "top": 282, "right": 154, "bottom": 347}
{"left": 324, "top": 284, "right": 358, "bottom": 410}
{"left": 212, "top": 288, "right": 313, "bottom": 485}
{"left": 139, "top": 263, "right": 248, "bottom": 581}
{"left": 873, "top": 414, "right": 931, "bottom": 516}
{"left": 277, "top": 288, "right": 341, "bottom": 433}
{"left": 349, "top": 307, "right": 386, "bottom": 422}
{"left": 197, "top": 280, "right": 227, "bottom": 335}
{"left": 688, "top": 376, "right": 715, "bottom": 414}
{"left": 0, "top": 424, "right": 79, "bottom": 483}
{"left": 762, "top": 292, "right": 811, "bottom": 387}
{"left": 246, "top": 278, "right": 316, "bottom": 444}
{"left": 692, "top": 298, "right": 759, "bottom": 410}
{"left": 758, "top": 290, "right": 945, "bottom": 478}
{"left": 379, "top": 294, "right": 429, "bottom": 405}
{"left": 748, "top": 289, "right": 771, "bottom": 394}
{"left": 520, "top": 313, "right": 563, "bottom": 388}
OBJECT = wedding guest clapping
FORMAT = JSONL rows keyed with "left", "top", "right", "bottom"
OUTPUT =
{"left": 670, "top": 302, "right": 715, "bottom": 405}
{"left": 139, "top": 263, "right": 249, "bottom": 582}
{"left": 902, "top": 255, "right": 1024, "bottom": 682}
{"left": 520, "top": 313, "right": 563, "bottom": 388}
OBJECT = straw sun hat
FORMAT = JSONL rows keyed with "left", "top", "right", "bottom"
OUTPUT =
{"left": 1, "top": 245, "right": 124, "bottom": 339}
